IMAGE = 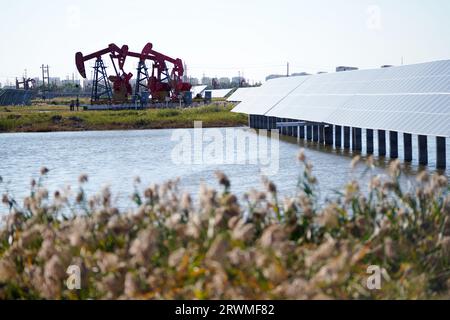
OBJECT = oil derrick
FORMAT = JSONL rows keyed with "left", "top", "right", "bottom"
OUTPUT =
{"left": 92, "top": 58, "right": 112, "bottom": 104}
{"left": 15, "top": 77, "right": 35, "bottom": 90}
{"left": 133, "top": 60, "right": 150, "bottom": 104}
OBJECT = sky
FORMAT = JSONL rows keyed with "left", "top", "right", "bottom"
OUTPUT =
{"left": 0, "top": 0, "right": 449, "bottom": 85}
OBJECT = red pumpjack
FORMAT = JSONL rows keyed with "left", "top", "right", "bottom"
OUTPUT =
{"left": 75, "top": 43, "right": 191, "bottom": 104}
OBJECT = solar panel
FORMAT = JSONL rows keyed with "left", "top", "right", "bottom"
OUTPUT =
{"left": 232, "top": 60, "right": 450, "bottom": 137}
{"left": 227, "top": 87, "right": 260, "bottom": 102}
{"left": 265, "top": 94, "right": 353, "bottom": 123}
{"left": 191, "top": 85, "right": 207, "bottom": 97}
{"left": 231, "top": 75, "right": 310, "bottom": 115}
{"left": 208, "top": 88, "right": 234, "bottom": 98}
{"left": 328, "top": 94, "right": 450, "bottom": 137}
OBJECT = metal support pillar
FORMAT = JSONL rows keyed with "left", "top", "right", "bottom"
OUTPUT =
{"left": 312, "top": 125, "right": 319, "bottom": 142}
{"left": 299, "top": 125, "right": 305, "bottom": 139}
{"left": 418, "top": 135, "right": 428, "bottom": 165}
{"left": 403, "top": 133, "right": 412, "bottom": 162}
{"left": 389, "top": 131, "right": 398, "bottom": 159}
{"left": 352, "top": 128, "right": 362, "bottom": 151}
{"left": 287, "top": 120, "right": 293, "bottom": 136}
{"left": 335, "top": 125, "right": 342, "bottom": 148}
{"left": 281, "top": 118, "right": 287, "bottom": 136}
{"left": 366, "top": 129, "right": 374, "bottom": 154}
{"left": 306, "top": 126, "right": 312, "bottom": 140}
{"left": 272, "top": 117, "right": 277, "bottom": 130}
{"left": 343, "top": 126, "right": 350, "bottom": 149}
{"left": 292, "top": 120, "right": 298, "bottom": 137}
{"left": 378, "top": 130, "right": 386, "bottom": 156}
{"left": 324, "top": 125, "right": 333, "bottom": 146}
{"left": 318, "top": 125, "right": 325, "bottom": 144}
{"left": 436, "top": 137, "right": 446, "bottom": 169}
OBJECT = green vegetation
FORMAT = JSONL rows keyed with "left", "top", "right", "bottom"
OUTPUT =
{"left": 0, "top": 103, "right": 247, "bottom": 132}
{"left": 0, "top": 154, "right": 449, "bottom": 299}
{"left": 31, "top": 97, "right": 90, "bottom": 106}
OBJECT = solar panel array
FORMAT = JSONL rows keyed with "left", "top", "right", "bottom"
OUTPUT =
{"left": 232, "top": 60, "right": 450, "bottom": 137}
{"left": 0, "top": 89, "right": 34, "bottom": 106}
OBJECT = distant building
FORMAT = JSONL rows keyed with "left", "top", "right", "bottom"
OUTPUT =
{"left": 336, "top": 66, "right": 358, "bottom": 72}
{"left": 61, "top": 79, "right": 81, "bottom": 86}
{"left": 201, "top": 76, "right": 212, "bottom": 86}
{"left": 188, "top": 77, "right": 199, "bottom": 86}
{"left": 49, "top": 77, "right": 61, "bottom": 86}
{"left": 219, "top": 77, "right": 231, "bottom": 87}
{"left": 231, "top": 76, "right": 246, "bottom": 87}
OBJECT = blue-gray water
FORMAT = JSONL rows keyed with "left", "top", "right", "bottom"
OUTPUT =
{"left": 0, "top": 128, "right": 448, "bottom": 215}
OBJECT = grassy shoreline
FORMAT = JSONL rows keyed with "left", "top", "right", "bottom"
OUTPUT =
{"left": 0, "top": 103, "right": 247, "bottom": 133}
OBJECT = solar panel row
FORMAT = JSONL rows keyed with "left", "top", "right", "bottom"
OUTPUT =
{"left": 0, "top": 89, "right": 34, "bottom": 106}
{"left": 232, "top": 60, "right": 450, "bottom": 137}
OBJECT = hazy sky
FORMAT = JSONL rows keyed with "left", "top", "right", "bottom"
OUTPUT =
{"left": 0, "top": 0, "right": 449, "bottom": 85}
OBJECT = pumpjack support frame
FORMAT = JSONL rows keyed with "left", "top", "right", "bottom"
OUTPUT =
{"left": 133, "top": 60, "right": 150, "bottom": 104}
{"left": 91, "top": 58, "right": 112, "bottom": 104}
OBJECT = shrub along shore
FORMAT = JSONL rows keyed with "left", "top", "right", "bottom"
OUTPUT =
{"left": 0, "top": 103, "right": 247, "bottom": 133}
{"left": 0, "top": 153, "right": 449, "bottom": 299}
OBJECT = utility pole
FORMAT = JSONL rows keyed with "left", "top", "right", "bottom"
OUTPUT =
{"left": 41, "top": 64, "right": 50, "bottom": 89}
{"left": 41, "top": 65, "right": 45, "bottom": 91}
{"left": 287, "top": 62, "right": 290, "bottom": 77}
{"left": 41, "top": 64, "right": 50, "bottom": 99}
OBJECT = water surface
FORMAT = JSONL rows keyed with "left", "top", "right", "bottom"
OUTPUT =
{"left": 0, "top": 128, "right": 448, "bottom": 214}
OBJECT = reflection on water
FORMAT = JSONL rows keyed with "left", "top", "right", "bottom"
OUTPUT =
{"left": 0, "top": 128, "right": 448, "bottom": 214}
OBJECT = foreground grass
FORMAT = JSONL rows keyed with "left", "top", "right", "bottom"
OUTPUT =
{"left": 0, "top": 154, "right": 449, "bottom": 299}
{"left": 0, "top": 103, "right": 247, "bottom": 132}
